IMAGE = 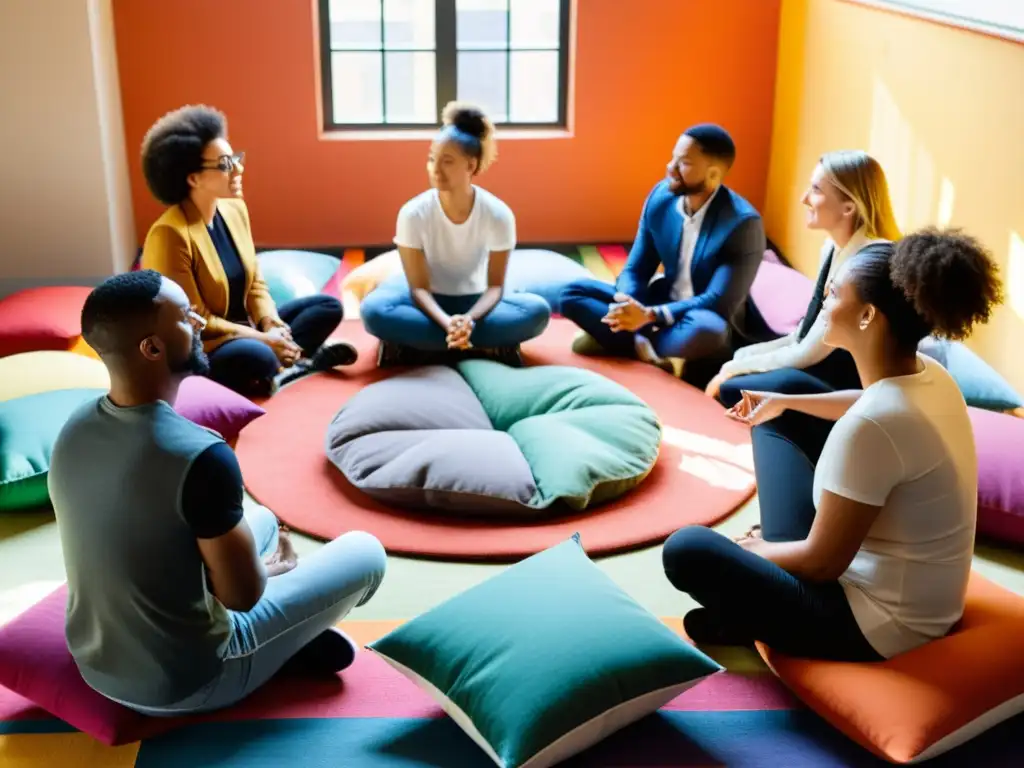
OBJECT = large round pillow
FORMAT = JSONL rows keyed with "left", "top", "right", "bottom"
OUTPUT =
{"left": 257, "top": 250, "right": 341, "bottom": 306}
{"left": 325, "top": 360, "right": 662, "bottom": 516}
{"left": 0, "top": 351, "right": 110, "bottom": 403}
{"left": 0, "top": 286, "right": 95, "bottom": 359}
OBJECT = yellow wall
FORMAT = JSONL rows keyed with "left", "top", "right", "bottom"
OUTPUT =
{"left": 765, "top": 0, "right": 1024, "bottom": 392}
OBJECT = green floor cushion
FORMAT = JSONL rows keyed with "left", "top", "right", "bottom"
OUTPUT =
{"left": 257, "top": 249, "right": 341, "bottom": 307}
{"left": 919, "top": 337, "right": 1023, "bottom": 412}
{"left": 0, "top": 388, "right": 104, "bottom": 511}
{"left": 369, "top": 534, "right": 722, "bottom": 768}
{"left": 325, "top": 361, "right": 661, "bottom": 515}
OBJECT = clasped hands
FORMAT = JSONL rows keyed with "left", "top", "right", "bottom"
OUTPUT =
{"left": 601, "top": 293, "right": 655, "bottom": 333}
{"left": 260, "top": 317, "right": 302, "bottom": 367}
{"left": 445, "top": 314, "right": 475, "bottom": 350}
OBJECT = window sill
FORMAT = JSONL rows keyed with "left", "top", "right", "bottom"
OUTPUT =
{"left": 319, "top": 127, "right": 574, "bottom": 142}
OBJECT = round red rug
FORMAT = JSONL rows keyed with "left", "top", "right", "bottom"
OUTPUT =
{"left": 235, "top": 319, "right": 755, "bottom": 561}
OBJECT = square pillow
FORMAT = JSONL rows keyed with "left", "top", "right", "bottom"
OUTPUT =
{"left": 368, "top": 534, "right": 722, "bottom": 768}
{"left": 0, "top": 388, "right": 105, "bottom": 511}
{"left": 756, "top": 572, "right": 1024, "bottom": 764}
{"left": 969, "top": 407, "right": 1024, "bottom": 546}
{"left": 257, "top": 249, "right": 342, "bottom": 306}
{"left": 0, "top": 286, "right": 93, "bottom": 358}
{"left": 919, "top": 337, "right": 1023, "bottom": 412}
{"left": 0, "top": 584, "right": 178, "bottom": 745}
{"left": 175, "top": 376, "right": 266, "bottom": 441}
{"left": 748, "top": 258, "right": 815, "bottom": 336}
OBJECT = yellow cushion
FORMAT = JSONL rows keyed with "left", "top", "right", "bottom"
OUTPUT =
{"left": 0, "top": 351, "right": 110, "bottom": 403}
{"left": 341, "top": 250, "right": 402, "bottom": 302}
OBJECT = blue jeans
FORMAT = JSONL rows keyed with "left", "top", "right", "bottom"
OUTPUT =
{"left": 122, "top": 504, "right": 386, "bottom": 716}
{"left": 361, "top": 280, "right": 551, "bottom": 351}
{"left": 560, "top": 277, "right": 730, "bottom": 361}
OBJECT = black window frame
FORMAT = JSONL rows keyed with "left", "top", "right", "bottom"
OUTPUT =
{"left": 318, "top": 0, "right": 571, "bottom": 132}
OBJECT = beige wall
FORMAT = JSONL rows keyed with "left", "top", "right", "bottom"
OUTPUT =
{"left": 765, "top": 0, "right": 1024, "bottom": 392}
{"left": 0, "top": 0, "right": 134, "bottom": 296}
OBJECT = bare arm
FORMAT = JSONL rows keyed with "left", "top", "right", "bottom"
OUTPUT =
{"left": 465, "top": 249, "right": 510, "bottom": 321}
{"left": 197, "top": 522, "right": 267, "bottom": 612}
{"left": 398, "top": 245, "right": 450, "bottom": 328}
{"left": 747, "top": 490, "right": 883, "bottom": 581}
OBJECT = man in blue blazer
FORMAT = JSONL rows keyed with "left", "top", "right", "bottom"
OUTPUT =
{"left": 561, "top": 124, "right": 768, "bottom": 373}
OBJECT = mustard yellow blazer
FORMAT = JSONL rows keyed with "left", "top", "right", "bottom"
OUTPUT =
{"left": 140, "top": 198, "right": 279, "bottom": 352}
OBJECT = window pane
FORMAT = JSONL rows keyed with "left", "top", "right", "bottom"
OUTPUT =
{"left": 456, "top": 0, "right": 508, "bottom": 50}
{"left": 385, "top": 52, "right": 437, "bottom": 123}
{"left": 509, "top": 50, "right": 558, "bottom": 122}
{"left": 331, "top": 52, "right": 384, "bottom": 123}
{"left": 457, "top": 51, "right": 508, "bottom": 121}
{"left": 329, "top": 0, "right": 382, "bottom": 50}
{"left": 509, "top": 0, "right": 559, "bottom": 48}
{"left": 384, "top": 0, "right": 435, "bottom": 49}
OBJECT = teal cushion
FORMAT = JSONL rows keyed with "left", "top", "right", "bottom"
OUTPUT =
{"left": 368, "top": 534, "right": 722, "bottom": 768}
{"left": 257, "top": 250, "right": 340, "bottom": 306}
{"left": 0, "top": 388, "right": 103, "bottom": 511}
{"left": 919, "top": 338, "right": 1023, "bottom": 412}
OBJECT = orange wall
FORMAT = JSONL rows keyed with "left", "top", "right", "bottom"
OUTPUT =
{"left": 112, "top": 0, "right": 780, "bottom": 248}
{"left": 764, "top": 0, "right": 1024, "bottom": 391}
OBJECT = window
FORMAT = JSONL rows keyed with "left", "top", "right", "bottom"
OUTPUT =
{"left": 318, "top": 0, "right": 571, "bottom": 130}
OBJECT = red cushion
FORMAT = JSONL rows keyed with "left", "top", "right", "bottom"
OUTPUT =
{"left": 0, "top": 286, "right": 93, "bottom": 358}
{"left": 0, "top": 584, "right": 178, "bottom": 745}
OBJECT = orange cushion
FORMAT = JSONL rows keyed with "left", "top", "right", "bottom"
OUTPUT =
{"left": 0, "top": 286, "right": 94, "bottom": 358}
{"left": 756, "top": 572, "right": 1024, "bottom": 763}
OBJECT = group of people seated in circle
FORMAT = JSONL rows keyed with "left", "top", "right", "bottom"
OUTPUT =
{"left": 45, "top": 97, "right": 1004, "bottom": 718}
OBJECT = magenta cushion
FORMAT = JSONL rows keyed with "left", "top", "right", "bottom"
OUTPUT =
{"left": 174, "top": 376, "right": 265, "bottom": 440}
{"left": 749, "top": 258, "right": 814, "bottom": 336}
{"left": 970, "top": 407, "right": 1024, "bottom": 546}
{"left": 0, "top": 286, "right": 92, "bottom": 358}
{"left": 0, "top": 584, "right": 178, "bottom": 745}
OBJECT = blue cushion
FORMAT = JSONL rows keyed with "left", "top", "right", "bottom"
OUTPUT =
{"left": 504, "top": 249, "right": 592, "bottom": 313}
{"left": 919, "top": 338, "right": 1023, "bottom": 412}
{"left": 368, "top": 534, "right": 722, "bottom": 768}
{"left": 257, "top": 250, "right": 340, "bottom": 306}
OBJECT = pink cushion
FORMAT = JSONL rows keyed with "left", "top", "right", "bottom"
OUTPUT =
{"left": 0, "top": 286, "right": 92, "bottom": 358}
{"left": 749, "top": 259, "right": 814, "bottom": 336}
{"left": 970, "top": 407, "right": 1024, "bottom": 546}
{"left": 0, "top": 585, "right": 178, "bottom": 745}
{"left": 174, "top": 377, "right": 265, "bottom": 440}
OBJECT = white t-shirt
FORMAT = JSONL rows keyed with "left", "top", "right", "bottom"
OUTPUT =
{"left": 394, "top": 186, "right": 516, "bottom": 296}
{"left": 813, "top": 355, "right": 977, "bottom": 658}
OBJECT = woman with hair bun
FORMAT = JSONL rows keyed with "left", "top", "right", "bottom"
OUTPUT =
{"left": 663, "top": 228, "right": 1003, "bottom": 661}
{"left": 361, "top": 102, "right": 550, "bottom": 366}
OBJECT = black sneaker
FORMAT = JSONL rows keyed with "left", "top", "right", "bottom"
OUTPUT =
{"left": 377, "top": 341, "right": 432, "bottom": 368}
{"left": 481, "top": 346, "right": 523, "bottom": 367}
{"left": 309, "top": 341, "right": 358, "bottom": 371}
{"left": 682, "top": 608, "right": 753, "bottom": 647}
{"left": 280, "top": 628, "right": 359, "bottom": 677}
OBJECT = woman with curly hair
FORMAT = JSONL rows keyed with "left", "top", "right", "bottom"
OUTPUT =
{"left": 139, "top": 105, "right": 356, "bottom": 397}
{"left": 663, "top": 228, "right": 1003, "bottom": 661}
{"left": 360, "top": 102, "right": 550, "bottom": 367}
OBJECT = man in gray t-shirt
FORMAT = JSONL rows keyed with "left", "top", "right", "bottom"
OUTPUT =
{"left": 49, "top": 270, "right": 386, "bottom": 714}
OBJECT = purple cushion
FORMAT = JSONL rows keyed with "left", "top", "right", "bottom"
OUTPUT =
{"left": 970, "top": 407, "right": 1024, "bottom": 546}
{"left": 749, "top": 258, "right": 814, "bottom": 336}
{"left": 174, "top": 376, "right": 265, "bottom": 440}
{"left": 0, "top": 584, "right": 178, "bottom": 745}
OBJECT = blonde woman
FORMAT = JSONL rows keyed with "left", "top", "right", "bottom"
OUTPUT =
{"left": 361, "top": 102, "right": 550, "bottom": 367}
{"left": 706, "top": 150, "right": 901, "bottom": 404}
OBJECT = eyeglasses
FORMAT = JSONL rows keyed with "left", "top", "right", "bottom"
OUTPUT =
{"left": 200, "top": 151, "right": 245, "bottom": 174}
{"left": 187, "top": 309, "right": 207, "bottom": 330}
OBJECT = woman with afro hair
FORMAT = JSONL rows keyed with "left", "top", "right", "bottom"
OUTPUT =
{"left": 360, "top": 101, "right": 550, "bottom": 367}
{"left": 139, "top": 105, "right": 356, "bottom": 397}
{"left": 663, "top": 227, "right": 1003, "bottom": 662}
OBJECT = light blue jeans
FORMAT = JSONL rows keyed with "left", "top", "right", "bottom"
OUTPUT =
{"left": 123, "top": 504, "right": 386, "bottom": 716}
{"left": 361, "top": 279, "right": 551, "bottom": 351}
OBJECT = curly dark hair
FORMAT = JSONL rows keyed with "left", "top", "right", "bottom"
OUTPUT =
{"left": 81, "top": 270, "right": 164, "bottom": 356}
{"left": 141, "top": 105, "right": 226, "bottom": 205}
{"left": 438, "top": 101, "right": 497, "bottom": 174}
{"left": 849, "top": 227, "right": 1003, "bottom": 351}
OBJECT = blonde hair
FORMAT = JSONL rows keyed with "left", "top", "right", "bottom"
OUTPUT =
{"left": 440, "top": 101, "right": 498, "bottom": 174}
{"left": 819, "top": 150, "right": 901, "bottom": 241}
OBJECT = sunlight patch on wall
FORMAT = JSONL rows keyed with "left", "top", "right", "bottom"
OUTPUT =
{"left": 1009, "top": 230, "right": 1024, "bottom": 321}
{"left": 936, "top": 177, "right": 956, "bottom": 227}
